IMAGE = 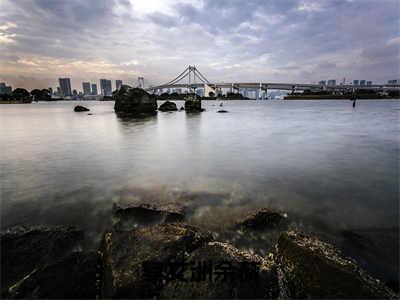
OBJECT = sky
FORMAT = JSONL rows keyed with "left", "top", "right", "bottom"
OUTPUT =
{"left": 0, "top": 0, "right": 399, "bottom": 91}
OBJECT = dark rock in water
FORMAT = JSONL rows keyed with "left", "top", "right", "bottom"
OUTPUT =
{"left": 7, "top": 252, "right": 99, "bottom": 299}
{"left": 100, "top": 223, "right": 212, "bottom": 298}
{"left": 274, "top": 230, "right": 396, "bottom": 299}
{"left": 87, "top": 113, "right": 93, "bottom": 115}
{"left": 74, "top": 105, "right": 90, "bottom": 112}
{"left": 217, "top": 110, "right": 228, "bottom": 113}
{"left": 236, "top": 208, "right": 287, "bottom": 231}
{"left": 1, "top": 225, "right": 83, "bottom": 294}
{"left": 159, "top": 101, "right": 178, "bottom": 112}
{"left": 114, "top": 86, "right": 157, "bottom": 115}
{"left": 185, "top": 100, "right": 204, "bottom": 112}
{"left": 180, "top": 106, "right": 185, "bottom": 111}
{"left": 161, "top": 241, "right": 279, "bottom": 299}
{"left": 340, "top": 228, "right": 399, "bottom": 293}
{"left": 113, "top": 200, "right": 186, "bottom": 226}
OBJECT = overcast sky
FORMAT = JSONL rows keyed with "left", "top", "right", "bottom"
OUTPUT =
{"left": 0, "top": 0, "right": 399, "bottom": 90}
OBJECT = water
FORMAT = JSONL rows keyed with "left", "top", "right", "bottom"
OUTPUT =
{"left": 0, "top": 100, "right": 399, "bottom": 286}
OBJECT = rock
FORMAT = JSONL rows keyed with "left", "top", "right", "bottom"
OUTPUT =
{"left": 159, "top": 101, "right": 178, "bottom": 112}
{"left": 217, "top": 110, "right": 228, "bottom": 113}
{"left": 340, "top": 228, "right": 399, "bottom": 293}
{"left": 113, "top": 187, "right": 190, "bottom": 227}
{"left": 236, "top": 208, "right": 287, "bottom": 231}
{"left": 100, "top": 223, "right": 212, "bottom": 298}
{"left": 160, "top": 241, "right": 279, "bottom": 299}
{"left": 87, "top": 113, "right": 93, "bottom": 115}
{"left": 1, "top": 225, "right": 83, "bottom": 294}
{"left": 180, "top": 106, "right": 185, "bottom": 111}
{"left": 7, "top": 252, "right": 99, "bottom": 299}
{"left": 114, "top": 86, "right": 157, "bottom": 115}
{"left": 74, "top": 105, "right": 90, "bottom": 112}
{"left": 185, "top": 100, "right": 204, "bottom": 112}
{"left": 113, "top": 200, "right": 186, "bottom": 226}
{"left": 274, "top": 230, "right": 396, "bottom": 299}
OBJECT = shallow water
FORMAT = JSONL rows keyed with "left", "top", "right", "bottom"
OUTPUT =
{"left": 0, "top": 99, "right": 399, "bottom": 285}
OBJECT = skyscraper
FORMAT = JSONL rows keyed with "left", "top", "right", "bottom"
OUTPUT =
{"left": 100, "top": 79, "right": 112, "bottom": 96}
{"left": 0, "top": 82, "right": 12, "bottom": 94}
{"left": 82, "top": 82, "right": 91, "bottom": 95}
{"left": 327, "top": 80, "right": 336, "bottom": 86}
{"left": 116, "top": 80, "right": 123, "bottom": 90}
{"left": 58, "top": 78, "right": 72, "bottom": 97}
{"left": 91, "top": 83, "right": 98, "bottom": 95}
{"left": 360, "top": 80, "right": 366, "bottom": 86}
{"left": 353, "top": 80, "right": 359, "bottom": 86}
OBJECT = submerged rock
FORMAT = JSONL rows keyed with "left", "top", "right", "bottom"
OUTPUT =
{"left": 185, "top": 100, "right": 204, "bottom": 112}
{"left": 159, "top": 101, "right": 178, "bottom": 111}
{"left": 74, "top": 105, "right": 90, "bottom": 112}
{"left": 7, "top": 252, "right": 99, "bottom": 299}
{"left": 113, "top": 200, "right": 186, "bottom": 225}
{"left": 274, "top": 230, "right": 396, "bottom": 299}
{"left": 217, "top": 110, "right": 228, "bottom": 113}
{"left": 160, "top": 241, "right": 279, "bottom": 299}
{"left": 114, "top": 86, "right": 157, "bottom": 115}
{"left": 1, "top": 225, "right": 83, "bottom": 294}
{"left": 100, "top": 223, "right": 212, "bottom": 298}
{"left": 236, "top": 208, "right": 287, "bottom": 231}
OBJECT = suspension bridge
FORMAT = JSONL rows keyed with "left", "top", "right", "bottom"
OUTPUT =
{"left": 145, "top": 66, "right": 400, "bottom": 99}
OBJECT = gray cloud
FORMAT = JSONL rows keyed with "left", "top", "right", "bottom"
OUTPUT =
{"left": 0, "top": 0, "right": 399, "bottom": 90}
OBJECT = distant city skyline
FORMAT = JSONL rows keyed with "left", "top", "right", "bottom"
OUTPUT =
{"left": 0, "top": 0, "right": 399, "bottom": 90}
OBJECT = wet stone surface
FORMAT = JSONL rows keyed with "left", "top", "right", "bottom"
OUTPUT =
{"left": 1, "top": 225, "right": 83, "bottom": 295}
{"left": 274, "top": 230, "right": 396, "bottom": 299}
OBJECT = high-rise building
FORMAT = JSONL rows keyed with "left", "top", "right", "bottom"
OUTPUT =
{"left": 360, "top": 80, "right": 366, "bottom": 86}
{"left": 58, "top": 78, "right": 72, "bottom": 97}
{"left": 388, "top": 79, "right": 399, "bottom": 85}
{"left": 82, "top": 82, "right": 91, "bottom": 95}
{"left": 366, "top": 81, "right": 372, "bottom": 86}
{"left": 91, "top": 83, "right": 98, "bottom": 95}
{"left": 353, "top": 80, "right": 359, "bottom": 86}
{"left": 100, "top": 79, "right": 112, "bottom": 96}
{"left": 116, "top": 80, "right": 123, "bottom": 90}
{"left": 0, "top": 82, "right": 12, "bottom": 94}
{"left": 318, "top": 80, "right": 326, "bottom": 86}
{"left": 327, "top": 80, "right": 336, "bottom": 86}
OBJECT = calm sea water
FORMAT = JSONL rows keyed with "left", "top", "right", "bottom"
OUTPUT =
{"left": 0, "top": 100, "right": 399, "bottom": 283}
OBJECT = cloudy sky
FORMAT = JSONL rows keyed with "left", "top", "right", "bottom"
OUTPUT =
{"left": 0, "top": 0, "right": 399, "bottom": 90}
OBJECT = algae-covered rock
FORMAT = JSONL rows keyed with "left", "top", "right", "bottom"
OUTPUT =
{"left": 236, "top": 208, "right": 287, "bottom": 231}
{"left": 7, "top": 252, "right": 100, "bottom": 299}
{"left": 160, "top": 241, "right": 279, "bottom": 299}
{"left": 114, "top": 86, "right": 157, "bottom": 115}
{"left": 1, "top": 225, "right": 83, "bottom": 294}
{"left": 159, "top": 101, "right": 178, "bottom": 111}
{"left": 275, "top": 230, "right": 396, "bottom": 299}
{"left": 100, "top": 223, "right": 212, "bottom": 298}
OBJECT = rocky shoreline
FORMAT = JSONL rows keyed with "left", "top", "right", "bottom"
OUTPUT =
{"left": 1, "top": 194, "right": 398, "bottom": 299}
